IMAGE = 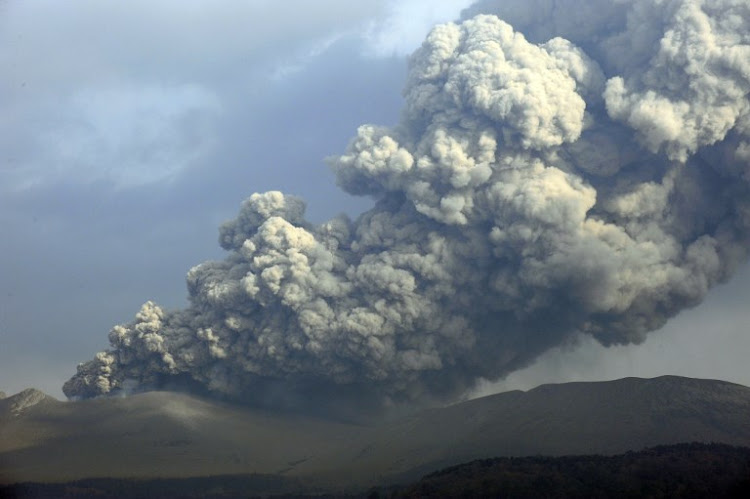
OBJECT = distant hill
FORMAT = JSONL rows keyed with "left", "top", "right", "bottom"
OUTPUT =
{"left": 2, "top": 376, "right": 750, "bottom": 493}
{"left": 0, "top": 388, "right": 58, "bottom": 419}
{"left": 344, "top": 375, "right": 750, "bottom": 484}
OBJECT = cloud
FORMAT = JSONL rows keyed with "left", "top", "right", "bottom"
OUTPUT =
{"left": 0, "top": 1, "right": 389, "bottom": 191}
{"left": 62, "top": 0, "right": 750, "bottom": 416}
{"left": 364, "top": 0, "right": 477, "bottom": 56}
{"left": 24, "top": 84, "right": 222, "bottom": 189}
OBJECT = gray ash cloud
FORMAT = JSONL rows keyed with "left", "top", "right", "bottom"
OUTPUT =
{"left": 64, "top": 0, "right": 750, "bottom": 415}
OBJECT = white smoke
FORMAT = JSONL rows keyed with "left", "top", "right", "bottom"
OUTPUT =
{"left": 64, "top": 0, "right": 750, "bottom": 415}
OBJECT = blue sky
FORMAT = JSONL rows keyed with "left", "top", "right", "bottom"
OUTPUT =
{"left": 1, "top": 0, "right": 748, "bottom": 399}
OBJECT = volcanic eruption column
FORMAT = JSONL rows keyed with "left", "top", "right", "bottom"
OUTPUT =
{"left": 65, "top": 0, "right": 750, "bottom": 412}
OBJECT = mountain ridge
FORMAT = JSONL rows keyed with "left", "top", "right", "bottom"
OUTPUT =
{"left": 0, "top": 388, "right": 58, "bottom": 418}
{"left": 2, "top": 375, "right": 750, "bottom": 490}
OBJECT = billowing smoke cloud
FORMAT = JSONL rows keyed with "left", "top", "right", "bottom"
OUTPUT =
{"left": 64, "top": 0, "right": 750, "bottom": 415}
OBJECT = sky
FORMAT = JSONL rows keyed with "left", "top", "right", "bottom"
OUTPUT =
{"left": 1, "top": 0, "right": 748, "bottom": 401}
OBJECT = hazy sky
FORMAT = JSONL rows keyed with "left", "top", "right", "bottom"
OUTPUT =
{"left": 1, "top": 0, "right": 748, "bottom": 400}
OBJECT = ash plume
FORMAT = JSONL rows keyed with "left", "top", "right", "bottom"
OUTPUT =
{"left": 64, "top": 0, "right": 750, "bottom": 415}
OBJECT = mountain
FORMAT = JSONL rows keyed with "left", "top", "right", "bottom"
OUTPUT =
{"left": 325, "top": 375, "right": 750, "bottom": 486}
{"left": 0, "top": 388, "right": 57, "bottom": 418}
{"left": 1, "top": 376, "right": 750, "bottom": 492}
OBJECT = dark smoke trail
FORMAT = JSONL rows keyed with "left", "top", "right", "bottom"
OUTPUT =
{"left": 64, "top": 0, "right": 750, "bottom": 416}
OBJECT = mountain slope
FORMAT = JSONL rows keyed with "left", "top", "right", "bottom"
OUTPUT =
{"left": 333, "top": 376, "right": 750, "bottom": 484}
{"left": 0, "top": 388, "right": 58, "bottom": 418}
{"left": 1, "top": 376, "right": 750, "bottom": 490}
{"left": 0, "top": 389, "right": 359, "bottom": 485}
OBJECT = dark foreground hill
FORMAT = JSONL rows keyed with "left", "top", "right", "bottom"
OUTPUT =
{"left": 1, "top": 376, "right": 750, "bottom": 493}
{"left": 3, "top": 443, "right": 750, "bottom": 498}
{"left": 393, "top": 443, "right": 750, "bottom": 499}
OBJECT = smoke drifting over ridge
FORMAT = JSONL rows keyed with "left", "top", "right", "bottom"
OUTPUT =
{"left": 64, "top": 0, "right": 750, "bottom": 414}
